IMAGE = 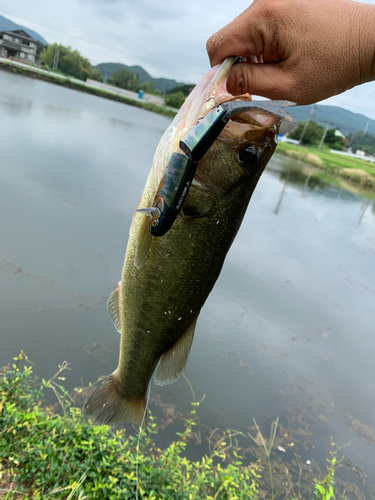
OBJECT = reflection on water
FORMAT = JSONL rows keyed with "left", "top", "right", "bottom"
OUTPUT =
{"left": 1, "top": 70, "right": 375, "bottom": 495}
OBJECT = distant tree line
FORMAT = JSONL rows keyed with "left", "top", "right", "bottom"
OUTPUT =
{"left": 347, "top": 132, "right": 375, "bottom": 156}
{"left": 40, "top": 45, "right": 161, "bottom": 95}
{"left": 106, "top": 68, "right": 161, "bottom": 95}
{"left": 289, "top": 121, "right": 346, "bottom": 150}
{"left": 39, "top": 44, "right": 195, "bottom": 103}
{"left": 40, "top": 43, "right": 104, "bottom": 82}
{"left": 164, "top": 84, "right": 195, "bottom": 108}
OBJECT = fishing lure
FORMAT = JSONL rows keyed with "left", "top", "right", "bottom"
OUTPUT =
{"left": 136, "top": 152, "right": 198, "bottom": 237}
{"left": 138, "top": 100, "right": 295, "bottom": 236}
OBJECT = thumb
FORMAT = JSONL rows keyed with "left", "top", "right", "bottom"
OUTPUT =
{"left": 227, "top": 62, "right": 295, "bottom": 102}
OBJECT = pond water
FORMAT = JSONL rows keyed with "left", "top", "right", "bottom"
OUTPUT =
{"left": 1, "top": 70, "right": 375, "bottom": 496}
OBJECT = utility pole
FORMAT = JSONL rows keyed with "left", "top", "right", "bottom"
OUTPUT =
{"left": 52, "top": 47, "right": 60, "bottom": 71}
{"left": 299, "top": 104, "right": 315, "bottom": 145}
{"left": 318, "top": 122, "right": 330, "bottom": 150}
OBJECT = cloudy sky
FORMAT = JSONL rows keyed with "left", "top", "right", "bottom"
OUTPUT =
{"left": 1, "top": 0, "right": 375, "bottom": 121}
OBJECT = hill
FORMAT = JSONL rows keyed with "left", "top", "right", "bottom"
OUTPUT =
{"left": 0, "top": 15, "right": 48, "bottom": 45}
{"left": 287, "top": 104, "right": 375, "bottom": 137}
{"left": 95, "top": 62, "right": 188, "bottom": 93}
{"left": 96, "top": 62, "right": 375, "bottom": 135}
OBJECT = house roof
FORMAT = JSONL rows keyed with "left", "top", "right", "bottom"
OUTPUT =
{"left": 0, "top": 29, "right": 37, "bottom": 42}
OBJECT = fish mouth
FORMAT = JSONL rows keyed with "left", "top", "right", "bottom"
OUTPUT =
{"left": 180, "top": 57, "right": 286, "bottom": 138}
{"left": 153, "top": 58, "right": 292, "bottom": 186}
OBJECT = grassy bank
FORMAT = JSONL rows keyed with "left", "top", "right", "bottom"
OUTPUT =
{"left": 0, "top": 62, "right": 177, "bottom": 120}
{"left": 276, "top": 142, "right": 375, "bottom": 189}
{"left": 0, "top": 353, "right": 353, "bottom": 500}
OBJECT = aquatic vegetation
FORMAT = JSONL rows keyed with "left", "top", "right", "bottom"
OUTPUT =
{"left": 248, "top": 418, "right": 278, "bottom": 499}
{"left": 313, "top": 439, "right": 350, "bottom": 500}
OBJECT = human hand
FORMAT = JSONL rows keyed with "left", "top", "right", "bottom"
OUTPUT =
{"left": 207, "top": 0, "right": 375, "bottom": 105}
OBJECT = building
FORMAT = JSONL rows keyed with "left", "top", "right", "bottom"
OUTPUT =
{"left": 334, "top": 128, "right": 346, "bottom": 139}
{"left": 0, "top": 29, "right": 40, "bottom": 65}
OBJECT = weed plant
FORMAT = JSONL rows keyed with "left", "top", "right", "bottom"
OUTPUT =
{"left": 0, "top": 353, "right": 261, "bottom": 499}
{"left": 0, "top": 353, "right": 348, "bottom": 499}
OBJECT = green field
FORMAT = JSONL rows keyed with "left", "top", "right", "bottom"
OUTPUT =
{"left": 276, "top": 142, "right": 375, "bottom": 189}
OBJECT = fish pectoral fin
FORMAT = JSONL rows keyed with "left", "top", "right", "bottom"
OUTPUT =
{"left": 107, "top": 283, "right": 121, "bottom": 334}
{"left": 84, "top": 371, "right": 147, "bottom": 427}
{"left": 134, "top": 213, "right": 153, "bottom": 269}
{"left": 154, "top": 318, "right": 197, "bottom": 386}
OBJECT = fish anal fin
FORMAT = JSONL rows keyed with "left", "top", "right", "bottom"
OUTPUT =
{"left": 134, "top": 213, "right": 153, "bottom": 269}
{"left": 154, "top": 318, "right": 197, "bottom": 386}
{"left": 107, "top": 282, "right": 121, "bottom": 334}
{"left": 84, "top": 371, "right": 147, "bottom": 427}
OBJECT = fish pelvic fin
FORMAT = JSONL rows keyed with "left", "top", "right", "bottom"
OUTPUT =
{"left": 134, "top": 212, "right": 153, "bottom": 269}
{"left": 84, "top": 371, "right": 147, "bottom": 427}
{"left": 107, "top": 282, "right": 121, "bottom": 334}
{"left": 154, "top": 318, "right": 197, "bottom": 386}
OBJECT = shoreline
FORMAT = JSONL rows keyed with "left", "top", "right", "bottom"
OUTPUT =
{"left": 1, "top": 60, "right": 374, "bottom": 193}
{"left": 0, "top": 355, "right": 349, "bottom": 499}
{"left": 0, "top": 60, "right": 177, "bottom": 119}
{"left": 276, "top": 141, "right": 375, "bottom": 190}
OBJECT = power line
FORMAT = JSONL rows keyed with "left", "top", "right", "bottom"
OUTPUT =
{"left": 0, "top": 7, "right": 205, "bottom": 78}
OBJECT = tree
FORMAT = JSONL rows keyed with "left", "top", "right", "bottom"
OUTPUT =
{"left": 165, "top": 91, "right": 185, "bottom": 108}
{"left": 289, "top": 120, "right": 325, "bottom": 146}
{"left": 347, "top": 132, "right": 375, "bottom": 156}
{"left": 40, "top": 44, "right": 92, "bottom": 81}
{"left": 166, "top": 84, "right": 195, "bottom": 97}
{"left": 324, "top": 129, "right": 345, "bottom": 150}
{"left": 108, "top": 68, "right": 139, "bottom": 92}
{"left": 139, "top": 81, "right": 154, "bottom": 94}
{"left": 36, "top": 41, "right": 47, "bottom": 56}
{"left": 89, "top": 68, "right": 104, "bottom": 82}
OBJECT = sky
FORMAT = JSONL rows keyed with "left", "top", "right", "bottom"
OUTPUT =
{"left": 1, "top": 0, "right": 375, "bottom": 121}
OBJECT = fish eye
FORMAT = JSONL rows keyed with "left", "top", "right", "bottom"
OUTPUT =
{"left": 238, "top": 145, "right": 259, "bottom": 165}
{"left": 151, "top": 218, "right": 159, "bottom": 227}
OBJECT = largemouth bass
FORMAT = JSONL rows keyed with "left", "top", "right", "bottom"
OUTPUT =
{"left": 85, "top": 58, "right": 292, "bottom": 426}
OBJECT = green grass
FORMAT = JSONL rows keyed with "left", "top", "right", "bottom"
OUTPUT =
{"left": 0, "top": 353, "right": 262, "bottom": 499}
{"left": 0, "top": 353, "right": 352, "bottom": 500}
{"left": 276, "top": 142, "right": 375, "bottom": 188}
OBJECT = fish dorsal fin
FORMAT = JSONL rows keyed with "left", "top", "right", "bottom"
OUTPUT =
{"left": 107, "top": 282, "right": 121, "bottom": 334}
{"left": 154, "top": 318, "right": 197, "bottom": 386}
{"left": 134, "top": 213, "right": 153, "bottom": 269}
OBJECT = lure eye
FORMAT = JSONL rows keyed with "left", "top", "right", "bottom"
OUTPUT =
{"left": 238, "top": 145, "right": 259, "bottom": 165}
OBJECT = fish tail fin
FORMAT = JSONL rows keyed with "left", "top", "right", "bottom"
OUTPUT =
{"left": 84, "top": 371, "right": 147, "bottom": 427}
